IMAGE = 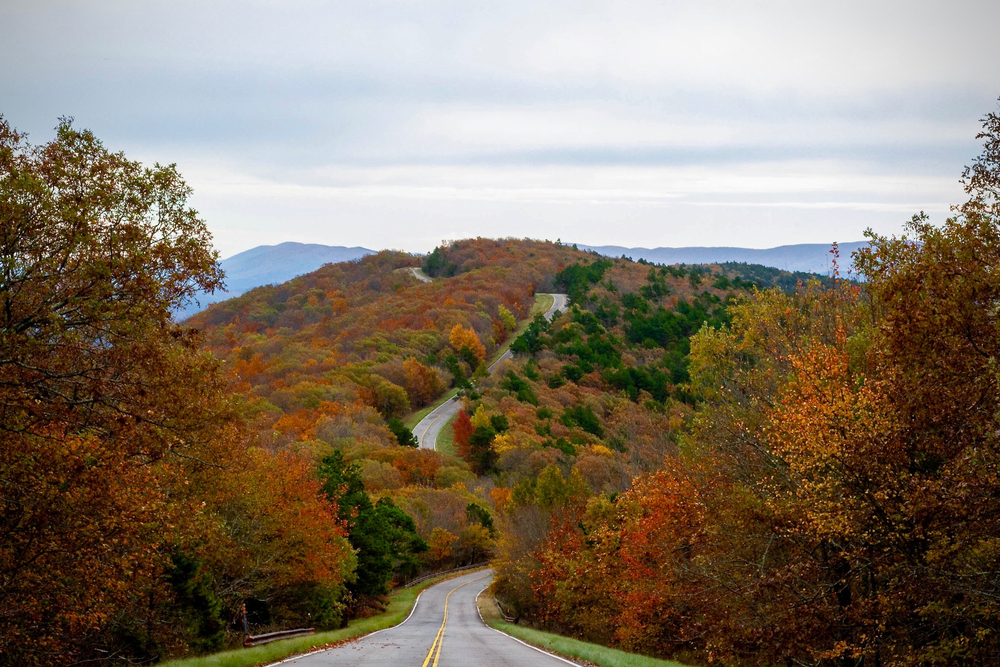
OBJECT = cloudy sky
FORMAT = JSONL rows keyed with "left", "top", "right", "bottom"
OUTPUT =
{"left": 3, "top": 0, "right": 998, "bottom": 257}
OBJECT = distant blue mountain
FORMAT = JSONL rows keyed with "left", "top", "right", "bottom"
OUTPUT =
{"left": 176, "top": 242, "right": 373, "bottom": 320}
{"left": 576, "top": 241, "right": 868, "bottom": 275}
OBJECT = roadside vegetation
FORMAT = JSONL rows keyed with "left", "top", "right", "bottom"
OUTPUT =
{"left": 476, "top": 591, "right": 689, "bottom": 667}
{"left": 435, "top": 412, "right": 459, "bottom": 456}
{"left": 483, "top": 104, "right": 1000, "bottom": 667}
{"left": 162, "top": 568, "right": 485, "bottom": 667}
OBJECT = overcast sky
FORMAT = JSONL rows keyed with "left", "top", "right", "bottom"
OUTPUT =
{"left": 3, "top": 0, "right": 998, "bottom": 257}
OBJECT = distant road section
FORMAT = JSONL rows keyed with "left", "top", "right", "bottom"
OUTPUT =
{"left": 410, "top": 267, "right": 433, "bottom": 283}
{"left": 284, "top": 569, "right": 577, "bottom": 666}
{"left": 414, "top": 293, "right": 567, "bottom": 450}
{"left": 487, "top": 293, "right": 567, "bottom": 372}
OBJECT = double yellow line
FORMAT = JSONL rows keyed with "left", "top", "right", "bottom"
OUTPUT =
{"left": 420, "top": 574, "right": 489, "bottom": 667}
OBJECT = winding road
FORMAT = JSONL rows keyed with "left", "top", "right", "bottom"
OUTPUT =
{"left": 276, "top": 569, "right": 576, "bottom": 667}
{"left": 413, "top": 294, "right": 568, "bottom": 450}
{"left": 282, "top": 287, "right": 575, "bottom": 664}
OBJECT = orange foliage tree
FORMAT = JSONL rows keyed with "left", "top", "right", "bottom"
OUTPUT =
{"left": 403, "top": 357, "right": 445, "bottom": 407}
{"left": 2, "top": 428, "right": 178, "bottom": 662}
{"left": 195, "top": 447, "right": 354, "bottom": 618}
{"left": 531, "top": 461, "right": 707, "bottom": 654}
{"left": 449, "top": 324, "right": 486, "bottom": 361}
{"left": 452, "top": 409, "right": 475, "bottom": 460}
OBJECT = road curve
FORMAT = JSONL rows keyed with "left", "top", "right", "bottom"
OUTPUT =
{"left": 414, "top": 294, "right": 567, "bottom": 450}
{"left": 410, "top": 267, "right": 433, "bottom": 283}
{"left": 415, "top": 393, "right": 462, "bottom": 451}
{"left": 277, "top": 569, "right": 576, "bottom": 667}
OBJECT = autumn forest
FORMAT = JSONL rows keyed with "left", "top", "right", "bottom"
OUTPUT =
{"left": 4, "top": 105, "right": 1000, "bottom": 667}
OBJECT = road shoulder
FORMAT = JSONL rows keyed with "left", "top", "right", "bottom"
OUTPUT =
{"left": 475, "top": 590, "right": 691, "bottom": 667}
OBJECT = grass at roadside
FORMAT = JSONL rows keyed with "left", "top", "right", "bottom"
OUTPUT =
{"left": 531, "top": 293, "right": 556, "bottom": 318}
{"left": 404, "top": 388, "right": 459, "bottom": 430}
{"left": 161, "top": 568, "right": 485, "bottom": 667}
{"left": 476, "top": 591, "right": 692, "bottom": 667}
{"left": 435, "top": 411, "right": 459, "bottom": 456}
{"left": 515, "top": 293, "right": 554, "bottom": 339}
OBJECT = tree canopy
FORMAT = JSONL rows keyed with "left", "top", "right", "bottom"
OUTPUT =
{"left": 0, "top": 118, "right": 353, "bottom": 666}
{"left": 521, "top": 101, "right": 1000, "bottom": 667}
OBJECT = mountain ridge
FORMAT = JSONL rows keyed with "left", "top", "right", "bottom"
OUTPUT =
{"left": 176, "top": 239, "right": 865, "bottom": 320}
{"left": 576, "top": 241, "right": 867, "bottom": 275}
{"left": 176, "top": 241, "right": 374, "bottom": 320}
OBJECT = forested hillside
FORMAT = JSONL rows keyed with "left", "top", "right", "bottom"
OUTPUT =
{"left": 487, "top": 109, "right": 1000, "bottom": 667}
{"left": 174, "top": 242, "right": 374, "bottom": 320}
{"left": 0, "top": 134, "right": 837, "bottom": 666}
{"left": 184, "top": 240, "right": 584, "bottom": 616}
{"left": 184, "top": 237, "right": 816, "bottom": 609}
{"left": 6, "top": 104, "right": 1000, "bottom": 667}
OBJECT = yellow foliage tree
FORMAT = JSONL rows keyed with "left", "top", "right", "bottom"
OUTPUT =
{"left": 428, "top": 527, "right": 458, "bottom": 565}
{"left": 458, "top": 524, "right": 493, "bottom": 564}
{"left": 492, "top": 432, "right": 514, "bottom": 453}
{"left": 498, "top": 304, "right": 516, "bottom": 331}
{"left": 449, "top": 324, "right": 486, "bottom": 361}
{"left": 470, "top": 404, "right": 491, "bottom": 429}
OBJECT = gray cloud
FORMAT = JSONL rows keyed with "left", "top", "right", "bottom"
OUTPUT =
{"left": 2, "top": 0, "right": 997, "bottom": 256}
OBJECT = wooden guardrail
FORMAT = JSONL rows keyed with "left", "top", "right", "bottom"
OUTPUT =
{"left": 495, "top": 598, "right": 517, "bottom": 623}
{"left": 243, "top": 627, "right": 315, "bottom": 647}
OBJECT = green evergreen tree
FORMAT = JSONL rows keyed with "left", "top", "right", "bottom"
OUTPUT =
{"left": 318, "top": 453, "right": 428, "bottom": 602}
{"left": 166, "top": 553, "right": 225, "bottom": 651}
{"left": 387, "top": 417, "right": 418, "bottom": 448}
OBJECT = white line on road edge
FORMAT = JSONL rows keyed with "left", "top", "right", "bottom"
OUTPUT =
{"left": 419, "top": 399, "right": 454, "bottom": 444}
{"left": 474, "top": 586, "right": 584, "bottom": 667}
{"left": 265, "top": 646, "right": 328, "bottom": 666}
{"left": 263, "top": 590, "right": 427, "bottom": 666}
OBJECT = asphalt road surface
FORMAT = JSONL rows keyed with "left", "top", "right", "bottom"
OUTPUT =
{"left": 414, "top": 294, "right": 568, "bottom": 450}
{"left": 277, "top": 570, "right": 576, "bottom": 667}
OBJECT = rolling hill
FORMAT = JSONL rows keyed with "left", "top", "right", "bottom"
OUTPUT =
{"left": 175, "top": 242, "right": 374, "bottom": 320}
{"left": 177, "top": 240, "right": 866, "bottom": 322}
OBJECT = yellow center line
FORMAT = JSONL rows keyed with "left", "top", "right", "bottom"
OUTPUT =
{"left": 420, "top": 575, "right": 490, "bottom": 667}
{"left": 420, "top": 403, "right": 452, "bottom": 444}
